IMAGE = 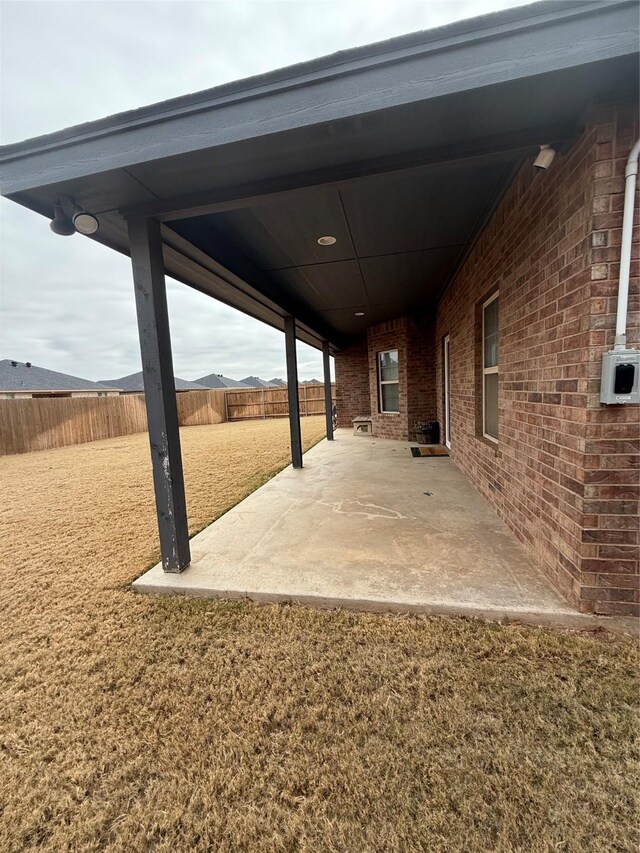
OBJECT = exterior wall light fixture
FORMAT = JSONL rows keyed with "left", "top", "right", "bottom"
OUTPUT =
{"left": 50, "top": 195, "right": 100, "bottom": 236}
{"left": 533, "top": 144, "right": 556, "bottom": 170}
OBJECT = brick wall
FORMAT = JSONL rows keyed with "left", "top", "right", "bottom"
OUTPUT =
{"left": 335, "top": 337, "right": 369, "bottom": 428}
{"left": 580, "top": 106, "right": 640, "bottom": 616}
{"left": 333, "top": 104, "right": 638, "bottom": 615}
{"left": 407, "top": 316, "right": 437, "bottom": 435}
{"left": 434, "top": 103, "right": 639, "bottom": 615}
{"left": 335, "top": 317, "right": 437, "bottom": 439}
{"left": 367, "top": 319, "right": 410, "bottom": 440}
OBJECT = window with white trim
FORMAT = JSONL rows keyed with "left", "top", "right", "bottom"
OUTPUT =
{"left": 482, "top": 292, "right": 499, "bottom": 441}
{"left": 378, "top": 350, "right": 399, "bottom": 413}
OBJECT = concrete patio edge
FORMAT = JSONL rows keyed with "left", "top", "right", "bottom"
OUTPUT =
{"left": 132, "top": 579, "right": 638, "bottom": 635}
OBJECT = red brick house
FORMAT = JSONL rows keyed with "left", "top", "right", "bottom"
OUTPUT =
{"left": 336, "top": 102, "right": 640, "bottom": 616}
{"left": 1, "top": 1, "right": 638, "bottom": 616}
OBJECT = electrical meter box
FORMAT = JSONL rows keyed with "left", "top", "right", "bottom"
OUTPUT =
{"left": 600, "top": 349, "right": 640, "bottom": 404}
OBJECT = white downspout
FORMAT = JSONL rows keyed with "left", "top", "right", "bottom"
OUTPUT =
{"left": 614, "top": 138, "right": 640, "bottom": 350}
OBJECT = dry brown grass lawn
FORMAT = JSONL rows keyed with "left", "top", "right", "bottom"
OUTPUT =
{"left": 1, "top": 417, "right": 638, "bottom": 853}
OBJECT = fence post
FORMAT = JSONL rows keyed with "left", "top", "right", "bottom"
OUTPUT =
{"left": 262, "top": 387, "right": 266, "bottom": 419}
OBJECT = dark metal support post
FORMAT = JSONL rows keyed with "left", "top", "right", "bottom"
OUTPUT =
{"left": 128, "top": 217, "right": 191, "bottom": 572}
{"left": 322, "top": 341, "right": 334, "bottom": 440}
{"left": 284, "top": 315, "right": 303, "bottom": 468}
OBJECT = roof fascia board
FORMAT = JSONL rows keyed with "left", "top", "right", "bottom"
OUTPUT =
{"left": 0, "top": 2, "right": 594, "bottom": 156}
{"left": 0, "top": 0, "right": 623, "bottom": 159}
{"left": 1, "top": 1, "right": 635, "bottom": 193}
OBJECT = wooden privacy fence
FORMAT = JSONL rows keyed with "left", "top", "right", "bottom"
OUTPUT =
{"left": 0, "top": 389, "right": 226, "bottom": 456}
{"left": 0, "top": 385, "right": 333, "bottom": 455}
{"left": 225, "top": 384, "right": 335, "bottom": 421}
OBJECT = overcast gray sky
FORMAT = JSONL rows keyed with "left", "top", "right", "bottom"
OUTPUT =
{"left": 0, "top": 0, "right": 530, "bottom": 382}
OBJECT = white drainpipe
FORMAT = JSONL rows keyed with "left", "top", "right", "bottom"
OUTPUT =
{"left": 614, "top": 137, "right": 640, "bottom": 350}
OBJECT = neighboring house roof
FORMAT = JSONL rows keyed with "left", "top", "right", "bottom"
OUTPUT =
{"left": 267, "top": 378, "right": 287, "bottom": 387}
{"left": 100, "top": 371, "right": 208, "bottom": 392}
{"left": 302, "top": 379, "right": 322, "bottom": 385}
{"left": 195, "top": 373, "right": 248, "bottom": 389}
{"left": 240, "top": 376, "right": 273, "bottom": 388}
{"left": 0, "top": 359, "right": 119, "bottom": 393}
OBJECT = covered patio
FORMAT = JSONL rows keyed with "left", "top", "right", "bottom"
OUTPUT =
{"left": 1, "top": 0, "right": 637, "bottom": 617}
{"left": 134, "top": 430, "right": 599, "bottom": 628}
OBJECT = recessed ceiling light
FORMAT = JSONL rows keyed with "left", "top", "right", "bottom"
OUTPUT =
{"left": 355, "top": 311, "right": 365, "bottom": 316}
{"left": 317, "top": 235, "right": 336, "bottom": 246}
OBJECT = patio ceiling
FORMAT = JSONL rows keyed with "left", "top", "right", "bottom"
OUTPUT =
{"left": 168, "top": 156, "right": 516, "bottom": 337}
{"left": 1, "top": 0, "right": 638, "bottom": 349}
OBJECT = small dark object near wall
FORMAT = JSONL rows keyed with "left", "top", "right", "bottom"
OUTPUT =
{"left": 413, "top": 421, "right": 440, "bottom": 444}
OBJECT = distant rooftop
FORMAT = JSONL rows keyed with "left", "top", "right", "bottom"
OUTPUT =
{"left": 100, "top": 371, "right": 208, "bottom": 392}
{"left": 0, "top": 359, "right": 118, "bottom": 393}
{"left": 240, "top": 376, "right": 275, "bottom": 388}
{"left": 195, "top": 372, "right": 249, "bottom": 389}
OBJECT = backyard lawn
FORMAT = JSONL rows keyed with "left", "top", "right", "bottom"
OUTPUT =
{"left": 1, "top": 417, "right": 638, "bottom": 853}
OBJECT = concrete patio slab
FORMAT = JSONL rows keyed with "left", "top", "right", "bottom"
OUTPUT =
{"left": 133, "top": 431, "right": 633, "bottom": 631}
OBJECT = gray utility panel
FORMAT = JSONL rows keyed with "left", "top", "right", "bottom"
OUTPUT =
{"left": 600, "top": 349, "right": 640, "bottom": 405}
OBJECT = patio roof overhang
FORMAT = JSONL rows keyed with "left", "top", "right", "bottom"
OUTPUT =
{"left": 1, "top": 0, "right": 638, "bottom": 352}
{"left": 2, "top": 0, "right": 638, "bottom": 574}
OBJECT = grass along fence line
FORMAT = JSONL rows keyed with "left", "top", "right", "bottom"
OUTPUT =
{"left": 0, "top": 389, "right": 226, "bottom": 456}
